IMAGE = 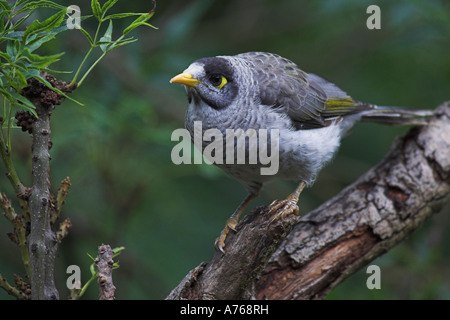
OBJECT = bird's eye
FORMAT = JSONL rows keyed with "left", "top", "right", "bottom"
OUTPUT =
{"left": 209, "top": 74, "right": 228, "bottom": 89}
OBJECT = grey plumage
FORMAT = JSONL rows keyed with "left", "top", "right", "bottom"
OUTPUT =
{"left": 170, "top": 51, "right": 432, "bottom": 252}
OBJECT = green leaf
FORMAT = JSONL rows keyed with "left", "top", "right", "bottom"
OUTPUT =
{"left": 0, "top": 88, "right": 13, "bottom": 104}
{"left": 26, "top": 33, "right": 57, "bottom": 53}
{"left": 39, "top": 68, "right": 72, "bottom": 75}
{"left": 106, "top": 37, "right": 137, "bottom": 53}
{"left": 103, "top": 12, "right": 146, "bottom": 20}
{"left": 10, "top": 12, "right": 33, "bottom": 30}
{"left": 86, "top": 252, "right": 95, "bottom": 261}
{"left": 132, "top": 11, "right": 155, "bottom": 24}
{"left": 123, "top": 12, "right": 157, "bottom": 35}
{"left": 112, "top": 246, "right": 125, "bottom": 257}
{"left": 91, "top": 0, "right": 102, "bottom": 21}
{"left": 1, "top": 31, "right": 24, "bottom": 42}
{"left": 23, "top": 9, "right": 67, "bottom": 42}
{"left": 14, "top": 70, "right": 28, "bottom": 90}
{"left": 0, "top": 50, "right": 11, "bottom": 62}
{"left": 1, "top": 121, "right": 21, "bottom": 130}
{"left": 102, "top": 0, "right": 119, "bottom": 14}
{"left": 0, "top": 12, "right": 5, "bottom": 34}
{"left": 99, "top": 20, "right": 113, "bottom": 52}
{"left": 16, "top": 0, "right": 67, "bottom": 14}
{"left": 6, "top": 41, "right": 20, "bottom": 59}
{"left": 89, "top": 262, "right": 96, "bottom": 276}
{"left": 8, "top": 90, "right": 38, "bottom": 118}
{"left": 123, "top": 22, "right": 158, "bottom": 35}
{"left": 22, "top": 48, "right": 64, "bottom": 68}
{"left": 78, "top": 27, "right": 94, "bottom": 45}
{"left": 0, "top": 0, "right": 11, "bottom": 11}
{"left": 13, "top": 61, "right": 29, "bottom": 72}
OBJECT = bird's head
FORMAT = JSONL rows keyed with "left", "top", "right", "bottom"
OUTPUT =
{"left": 170, "top": 56, "right": 240, "bottom": 110}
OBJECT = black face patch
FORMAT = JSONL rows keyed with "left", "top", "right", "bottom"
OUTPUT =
{"left": 195, "top": 57, "right": 234, "bottom": 81}
{"left": 189, "top": 56, "right": 239, "bottom": 110}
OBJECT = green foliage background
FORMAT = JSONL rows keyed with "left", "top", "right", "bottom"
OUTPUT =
{"left": 1, "top": 0, "right": 449, "bottom": 299}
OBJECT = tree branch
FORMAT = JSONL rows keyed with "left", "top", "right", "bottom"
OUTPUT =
{"left": 0, "top": 272, "right": 29, "bottom": 300}
{"left": 167, "top": 101, "right": 450, "bottom": 300}
{"left": 0, "top": 193, "right": 30, "bottom": 279}
{"left": 21, "top": 75, "right": 75, "bottom": 300}
{"left": 0, "top": 118, "right": 30, "bottom": 217}
{"left": 96, "top": 245, "right": 116, "bottom": 300}
{"left": 26, "top": 76, "right": 59, "bottom": 300}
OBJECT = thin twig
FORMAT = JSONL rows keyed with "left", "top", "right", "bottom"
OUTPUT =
{"left": 0, "top": 272, "right": 29, "bottom": 300}
{"left": 0, "top": 122, "right": 29, "bottom": 215}
{"left": 0, "top": 193, "right": 30, "bottom": 279}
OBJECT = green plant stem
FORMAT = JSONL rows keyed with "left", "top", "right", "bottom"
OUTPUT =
{"left": 6, "top": 103, "right": 13, "bottom": 153}
{"left": 0, "top": 125, "right": 29, "bottom": 215}
{"left": 78, "top": 33, "right": 127, "bottom": 86}
{"left": 0, "top": 272, "right": 29, "bottom": 300}
{"left": 77, "top": 51, "right": 106, "bottom": 87}
{"left": 70, "top": 20, "right": 104, "bottom": 87}
{"left": 79, "top": 274, "right": 97, "bottom": 299}
{"left": 69, "top": 46, "right": 94, "bottom": 87}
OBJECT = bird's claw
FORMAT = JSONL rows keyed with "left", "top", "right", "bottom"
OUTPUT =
{"left": 214, "top": 234, "right": 227, "bottom": 253}
{"left": 214, "top": 217, "right": 239, "bottom": 253}
{"left": 268, "top": 198, "right": 300, "bottom": 224}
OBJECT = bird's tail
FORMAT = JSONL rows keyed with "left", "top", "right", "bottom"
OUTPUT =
{"left": 360, "top": 105, "right": 434, "bottom": 126}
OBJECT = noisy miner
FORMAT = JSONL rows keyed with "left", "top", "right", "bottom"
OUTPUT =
{"left": 170, "top": 51, "right": 432, "bottom": 253}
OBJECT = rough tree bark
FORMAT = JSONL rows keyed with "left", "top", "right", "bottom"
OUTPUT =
{"left": 166, "top": 101, "right": 450, "bottom": 300}
{"left": 96, "top": 245, "right": 116, "bottom": 300}
{"left": 21, "top": 75, "right": 75, "bottom": 300}
{"left": 26, "top": 77, "right": 59, "bottom": 300}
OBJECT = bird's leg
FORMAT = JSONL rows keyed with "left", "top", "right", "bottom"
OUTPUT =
{"left": 268, "top": 181, "right": 306, "bottom": 223}
{"left": 215, "top": 192, "right": 258, "bottom": 253}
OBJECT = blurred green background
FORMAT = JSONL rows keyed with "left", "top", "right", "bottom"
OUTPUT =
{"left": 1, "top": 0, "right": 449, "bottom": 299}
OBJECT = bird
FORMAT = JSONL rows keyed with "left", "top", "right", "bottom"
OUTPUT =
{"left": 170, "top": 51, "right": 432, "bottom": 253}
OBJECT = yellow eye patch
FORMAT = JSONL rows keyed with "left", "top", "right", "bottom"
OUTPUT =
{"left": 215, "top": 75, "right": 228, "bottom": 89}
{"left": 209, "top": 74, "right": 228, "bottom": 89}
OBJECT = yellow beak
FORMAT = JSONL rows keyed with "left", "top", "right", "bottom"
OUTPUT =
{"left": 169, "top": 72, "right": 200, "bottom": 87}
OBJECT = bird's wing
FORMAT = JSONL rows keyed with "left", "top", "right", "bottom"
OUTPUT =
{"left": 238, "top": 52, "right": 372, "bottom": 129}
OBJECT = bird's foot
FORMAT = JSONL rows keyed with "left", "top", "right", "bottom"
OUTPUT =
{"left": 214, "top": 217, "right": 239, "bottom": 253}
{"left": 268, "top": 197, "right": 300, "bottom": 224}
{"left": 268, "top": 181, "right": 305, "bottom": 223}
